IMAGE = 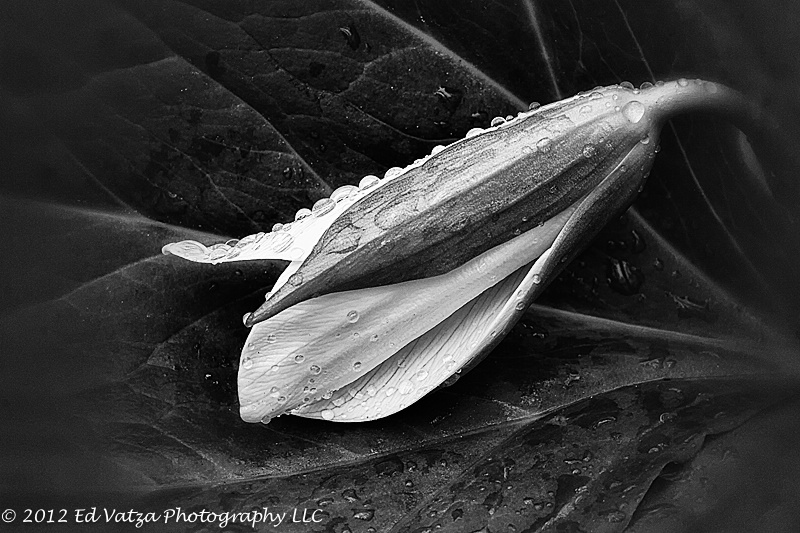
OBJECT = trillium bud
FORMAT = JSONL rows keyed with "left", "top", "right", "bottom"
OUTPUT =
{"left": 163, "top": 79, "right": 760, "bottom": 423}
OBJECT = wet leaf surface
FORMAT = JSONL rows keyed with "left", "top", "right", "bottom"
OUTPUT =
{"left": 2, "top": 0, "right": 800, "bottom": 531}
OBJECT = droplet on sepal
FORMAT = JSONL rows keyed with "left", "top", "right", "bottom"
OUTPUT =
{"left": 359, "top": 175, "right": 380, "bottom": 190}
{"left": 312, "top": 198, "right": 336, "bottom": 216}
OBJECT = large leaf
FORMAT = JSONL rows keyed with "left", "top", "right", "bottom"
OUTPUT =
{"left": 2, "top": 0, "right": 799, "bottom": 531}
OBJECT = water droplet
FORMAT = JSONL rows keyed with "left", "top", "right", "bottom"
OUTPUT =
{"left": 532, "top": 274, "right": 542, "bottom": 284}
{"left": 263, "top": 291, "right": 272, "bottom": 300}
{"left": 366, "top": 386, "right": 378, "bottom": 397}
{"left": 607, "top": 510, "right": 626, "bottom": 523}
{"left": 466, "top": 127, "right": 484, "bottom": 138}
{"left": 607, "top": 257, "right": 644, "bottom": 295}
{"left": 370, "top": 334, "right": 379, "bottom": 343}
{"left": 385, "top": 387, "right": 396, "bottom": 397}
{"left": 277, "top": 396, "right": 287, "bottom": 403}
{"left": 322, "top": 390, "right": 333, "bottom": 399}
{"left": 528, "top": 101, "right": 541, "bottom": 110}
{"left": 320, "top": 409, "right": 334, "bottom": 421}
{"left": 260, "top": 415, "right": 272, "bottom": 424}
{"left": 491, "top": 116, "right": 506, "bottom": 127}
{"left": 622, "top": 100, "right": 646, "bottom": 123}
{"left": 640, "top": 134, "right": 651, "bottom": 145}
{"left": 332, "top": 397, "right": 345, "bottom": 407}
{"left": 331, "top": 185, "right": 358, "bottom": 202}
{"left": 272, "top": 222, "right": 284, "bottom": 232}
{"left": 347, "top": 310, "right": 360, "bottom": 323}
{"left": 242, "top": 312, "right": 252, "bottom": 325}
{"left": 288, "top": 273, "right": 303, "bottom": 286}
{"left": 312, "top": 198, "right": 336, "bottom": 216}
{"left": 385, "top": 166, "right": 404, "bottom": 179}
{"left": 620, "top": 81, "right": 634, "bottom": 90}
{"left": 677, "top": 78, "right": 689, "bottom": 87}
{"left": 266, "top": 333, "right": 277, "bottom": 343}
{"left": 579, "top": 104, "right": 592, "bottom": 114}
{"left": 399, "top": 381, "right": 414, "bottom": 395}
{"left": 241, "top": 357, "right": 253, "bottom": 369}
{"left": 515, "top": 301, "right": 526, "bottom": 311}
{"left": 288, "top": 247, "right": 304, "bottom": 260}
{"left": 704, "top": 81, "right": 718, "bottom": 94}
{"left": 582, "top": 144, "right": 596, "bottom": 158}
{"left": 352, "top": 508, "right": 375, "bottom": 521}
{"left": 294, "top": 354, "right": 305, "bottom": 363}
{"left": 271, "top": 365, "right": 279, "bottom": 372}
{"left": 415, "top": 370, "right": 429, "bottom": 381}
{"left": 295, "top": 208, "right": 311, "bottom": 220}
{"left": 359, "top": 175, "right": 380, "bottom": 190}
{"left": 431, "top": 145, "right": 446, "bottom": 155}
{"left": 536, "top": 137, "right": 551, "bottom": 151}
{"left": 353, "top": 361, "right": 362, "bottom": 371}
{"left": 310, "top": 364, "right": 321, "bottom": 375}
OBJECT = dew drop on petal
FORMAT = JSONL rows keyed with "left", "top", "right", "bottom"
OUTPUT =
{"left": 322, "top": 390, "right": 333, "bottom": 399}
{"left": 294, "top": 354, "right": 305, "bottom": 363}
{"left": 579, "top": 104, "right": 592, "bottom": 115}
{"left": 310, "top": 364, "right": 321, "bottom": 375}
{"left": 331, "top": 185, "right": 358, "bottom": 202}
{"left": 241, "top": 357, "right": 253, "bottom": 370}
{"left": 385, "top": 167, "right": 404, "bottom": 180}
{"left": 431, "top": 145, "right": 446, "bottom": 155}
{"left": 353, "top": 361, "right": 362, "bottom": 372}
{"left": 622, "top": 101, "right": 646, "bottom": 123}
{"left": 359, "top": 175, "right": 380, "bottom": 190}
{"left": 536, "top": 137, "right": 551, "bottom": 151}
{"left": 415, "top": 370, "right": 429, "bottom": 381}
{"left": 242, "top": 312, "right": 252, "bottom": 325}
{"left": 677, "top": 78, "right": 689, "bottom": 87}
{"left": 399, "top": 381, "right": 414, "bottom": 395}
{"left": 272, "top": 222, "right": 284, "bottom": 232}
{"left": 295, "top": 208, "right": 311, "bottom": 220}
{"left": 582, "top": 144, "right": 596, "bottom": 158}
{"left": 516, "top": 301, "right": 526, "bottom": 311}
{"left": 312, "top": 198, "right": 336, "bottom": 216}
{"left": 347, "top": 310, "right": 360, "bottom": 323}
{"left": 260, "top": 415, "right": 272, "bottom": 424}
{"left": 532, "top": 274, "right": 542, "bottom": 284}
{"left": 385, "top": 387, "right": 396, "bottom": 397}
{"left": 366, "top": 386, "right": 378, "bottom": 397}
{"left": 332, "top": 396, "right": 346, "bottom": 406}
{"left": 321, "top": 409, "right": 335, "bottom": 420}
{"left": 277, "top": 396, "right": 287, "bottom": 403}
{"left": 620, "top": 81, "right": 634, "bottom": 90}
{"left": 370, "top": 334, "right": 379, "bottom": 343}
{"left": 491, "top": 116, "right": 506, "bottom": 127}
{"left": 466, "top": 127, "right": 484, "bottom": 138}
{"left": 640, "top": 81, "right": 654, "bottom": 90}
{"left": 528, "top": 101, "right": 541, "bottom": 110}
{"left": 288, "top": 273, "right": 304, "bottom": 286}
{"left": 271, "top": 365, "right": 279, "bottom": 372}
{"left": 289, "top": 247, "right": 304, "bottom": 260}
{"left": 266, "top": 333, "right": 277, "bottom": 343}
{"left": 640, "top": 134, "right": 651, "bottom": 145}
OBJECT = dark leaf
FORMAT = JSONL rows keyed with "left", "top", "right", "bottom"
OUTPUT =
{"left": 2, "top": 0, "right": 799, "bottom": 531}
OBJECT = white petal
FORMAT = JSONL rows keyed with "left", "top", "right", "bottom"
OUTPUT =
{"left": 237, "top": 204, "right": 577, "bottom": 423}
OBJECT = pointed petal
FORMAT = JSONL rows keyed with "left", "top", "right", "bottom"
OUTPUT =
{"left": 289, "top": 264, "right": 533, "bottom": 421}
{"left": 237, "top": 204, "right": 578, "bottom": 423}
